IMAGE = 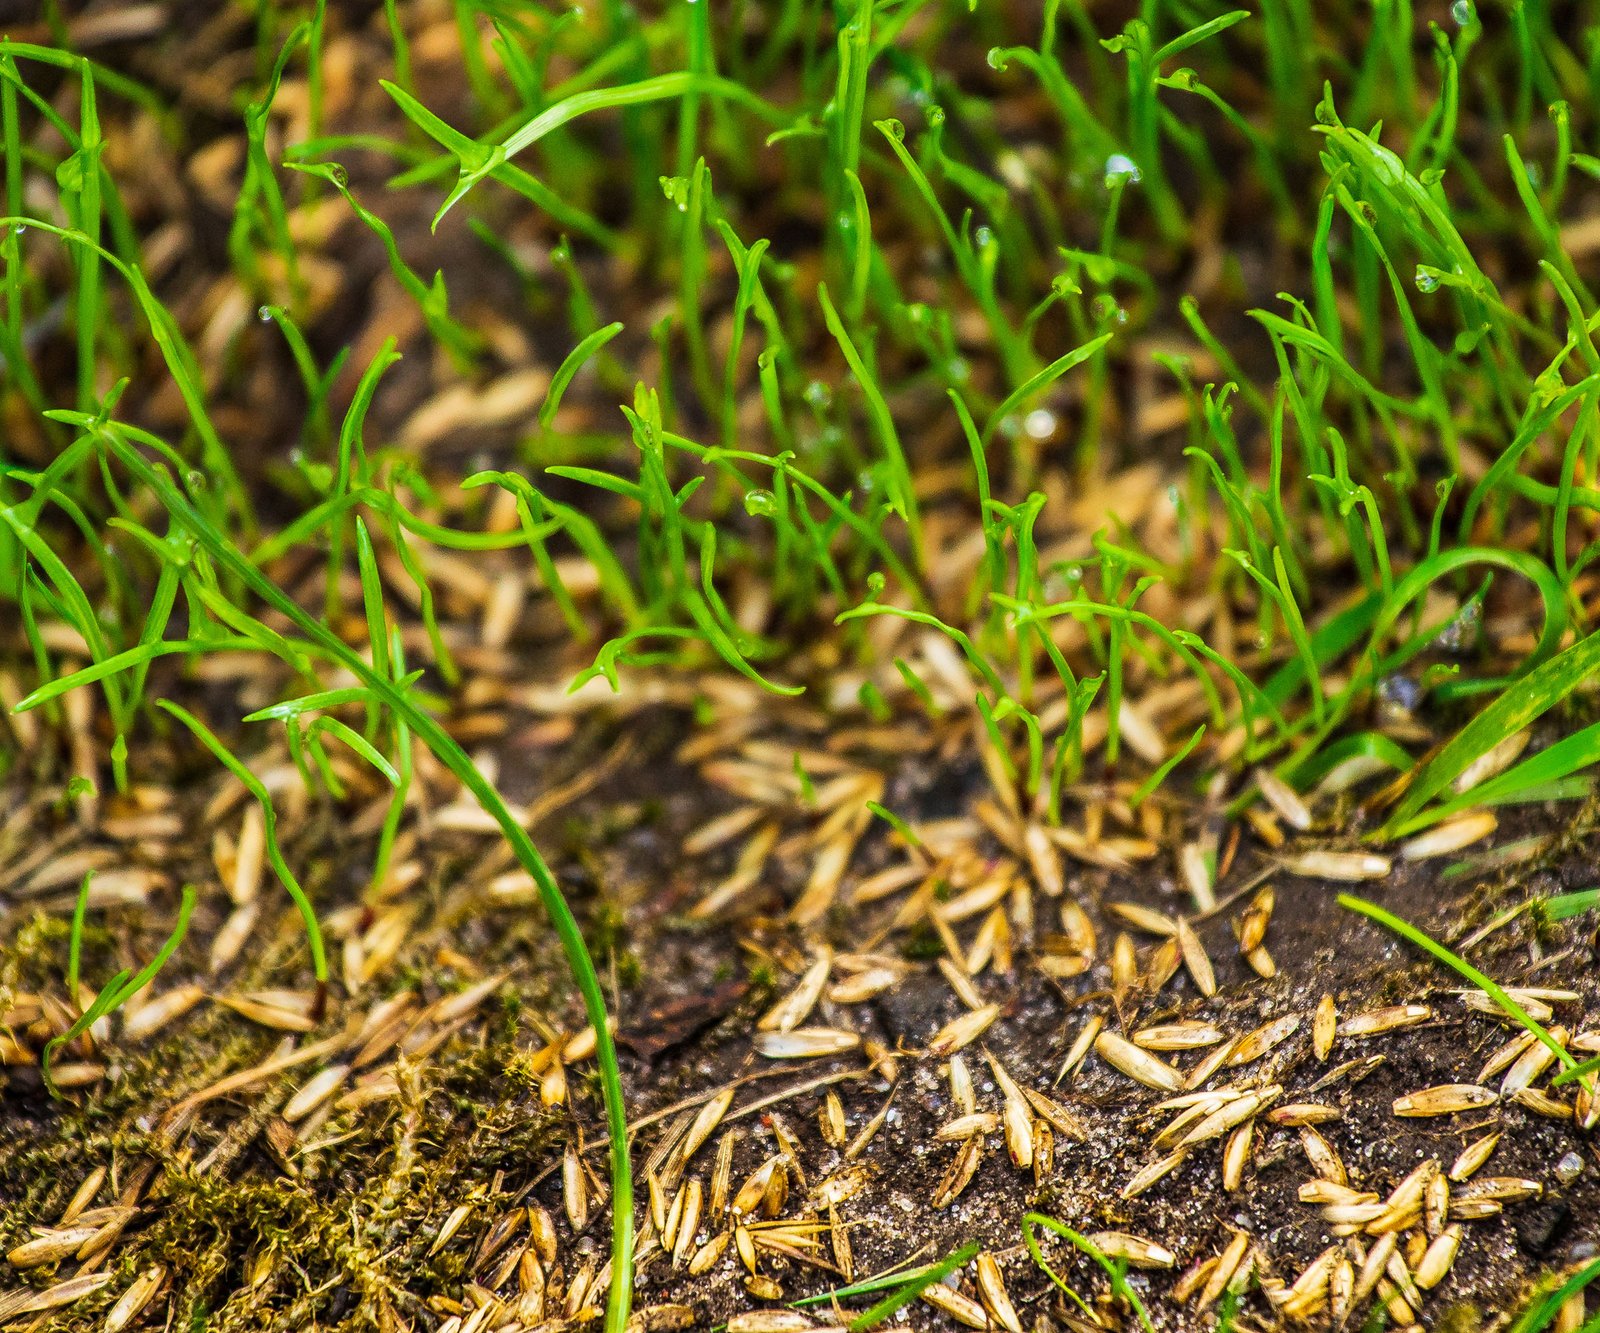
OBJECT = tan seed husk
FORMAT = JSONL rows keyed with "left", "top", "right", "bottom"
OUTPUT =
{"left": 1134, "top": 1021, "right": 1228, "bottom": 1051}
{"left": 1354, "top": 1232, "right": 1398, "bottom": 1307}
{"left": 1096, "top": 1030, "right": 1185, "bottom": 1092}
{"left": 1340, "top": 1004, "right": 1432, "bottom": 1037}
{"left": 1108, "top": 901, "right": 1178, "bottom": 936}
{"left": 1478, "top": 1031, "right": 1537, "bottom": 1083}
{"left": 984, "top": 1051, "right": 1035, "bottom": 1170}
{"left": 1509, "top": 1086, "right": 1573, "bottom": 1119}
{"left": 1415, "top": 1225, "right": 1462, "bottom": 1290}
{"left": 1179, "top": 842, "right": 1215, "bottom": 912}
{"left": 1300, "top": 1127, "right": 1347, "bottom": 1185}
{"left": 689, "top": 1231, "right": 729, "bottom": 1276}
{"left": 8, "top": 1226, "right": 100, "bottom": 1268}
{"left": 1176, "top": 917, "right": 1216, "bottom": 996}
{"left": 1021, "top": 1087, "right": 1089, "bottom": 1141}
{"left": 1256, "top": 769, "right": 1311, "bottom": 830}
{"left": 844, "top": 1092, "right": 893, "bottom": 1161}
{"left": 1282, "top": 849, "right": 1391, "bottom": 880}
{"left": 283, "top": 1064, "right": 349, "bottom": 1122}
{"left": 1230, "top": 1015, "right": 1300, "bottom": 1065}
{"left": 1426, "top": 1170, "right": 1451, "bottom": 1237}
{"left": 1313, "top": 994, "right": 1336, "bottom": 1060}
{"left": 919, "top": 1283, "right": 989, "bottom": 1329}
{"left": 1501, "top": 1027, "right": 1566, "bottom": 1094}
{"left": 1399, "top": 810, "right": 1496, "bottom": 860}
{"left": 1180, "top": 1087, "right": 1279, "bottom": 1148}
{"left": 1449, "top": 1132, "right": 1500, "bottom": 1182}
{"left": 819, "top": 1091, "right": 847, "bottom": 1148}
{"left": 683, "top": 1087, "right": 736, "bottom": 1164}
{"left": 1222, "top": 1120, "right": 1252, "bottom": 1191}
{"left": 1056, "top": 1013, "right": 1103, "bottom": 1083}
{"left": 726, "top": 1314, "right": 825, "bottom": 1333}
{"left": 1455, "top": 1176, "right": 1543, "bottom": 1202}
{"left": 1122, "top": 1150, "right": 1187, "bottom": 1199}
{"left": 949, "top": 1054, "right": 976, "bottom": 1115}
{"left": 1087, "top": 1231, "right": 1176, "bottom": 1269}
{"left": 1268, "top": 1103, "right": 1341, "bottom": 1126}
{"left": 928, "top": 1005, "right": 999, "bottom": 1057}
{"left": 754, "top": 1028, "right": 860, "bottom": 1059}
{"left": 1450, "top": 1199, "right": 1503, "bottom": 1220}
{"left": 976, "top": 1252, "right": 1023, "bottom": 1333}
{"left": 0, "top": 1272, "right": 113, "bottom": 1319}
{"left": 1237, "top": 885, "right": 1275, "bottom": 954}
{"left": 1393, "top": 1084, "right": 1498, "bottom": 1116}
{"left": 932, "top": 1137, "right": 983, "bottom": 1208}
{"left": 1199, "top": 1231, "right": 1251, "bottom": 1308}
{"left": 563, "top": 1145, "right": 589, "bottom": 1232}
{"left": 104, "top": 1266, "right": 166, "bottom": 1333}
{"left": 937, "top": 1112, "right": 1000, "bottom": 1141}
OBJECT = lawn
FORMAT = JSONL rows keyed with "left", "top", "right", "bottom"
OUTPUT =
{"left": 1, "top": 0, "right": 1599, "bottom": 1329}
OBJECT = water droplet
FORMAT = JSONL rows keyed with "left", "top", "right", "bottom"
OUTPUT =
{"left": 880, "top": 118, "right": 905, "bottom": 144}
{"left": 945, "top": 357, "right": 970, "bottom": 383}
{"left": 856, "top": 470, "right": 877, "bottom": 493}
{"left": 1414, "top": 265, "right": 1440, "bottom": 293}
{"left": 1556, "top": 1151, "right": 1584, "bottom": 1185}
{"left": 1023, "top": 408, "right": 1056, "bottom": 440}
{"left": 258, "top": 305, "right": 274, "bottom": 322}
{"left": 926, "top": 105, "right": 946, "bottom": 128}
{"left": 184, "top": 469, "right": 208, "bottom": 491}
{"left": 1450, "top": 0, "right": 1473, "bottom": 24}
{"left": 327, "top": 163, "right": 348, "bottom": 187}
{"left": 974, "top": 225, "right": 994, "bottom": 249}
{"left": 986, "top": 47, "right": 1006, "bottom": 71}
{"left": 1090, "top": 293, "right": 1126, "bottom": 324}
{"left": 743, "top": 488, "right": 776, "bottom": 517}
{"left": 803, "top": 380, "right": 832, "bottom": 411}
{"left": 1103, "top": 152, "right": 1141, "bottom": 188}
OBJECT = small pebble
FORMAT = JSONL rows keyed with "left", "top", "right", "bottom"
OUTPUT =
{"left": 1554, "top": 1151, "right": 1584, "bottom": 1185}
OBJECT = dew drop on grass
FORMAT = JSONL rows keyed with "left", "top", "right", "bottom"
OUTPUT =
{"left": 974, "top": 225, "right": 994, "bottom": 249}
{"left": 803, "top": 380, "right": 832, "bottom": 411}
{"left": 946, "top": 356, "right": 969, "bottom": 383}
{"left": 1103, "top": 152, "right": 1142, "bottom": 187}
{"left": 1450, "top": 0, "right": 1474, "bottom": 23}
{"left": 1415, "top": 265, "right": 1440, "bottom": 293}
{"left": 986, "top": 47, "right": 1006, "bottom": 71}
{"left": 1023, "top": 408, "right": 1056, "bottom": 440}
{"left": 257, "top": 305, "right": 274, "bottom": 322}
{"left": 743, "top": 489, "right": 776, "bottom": 517}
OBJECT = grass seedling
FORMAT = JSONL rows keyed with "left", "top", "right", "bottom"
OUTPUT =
{"left": 1023, "top": 1212, "right": 1157, "bottom": 1333}
{"left": 1338, "top": 895, "right": 1593, "bottom": 1098}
